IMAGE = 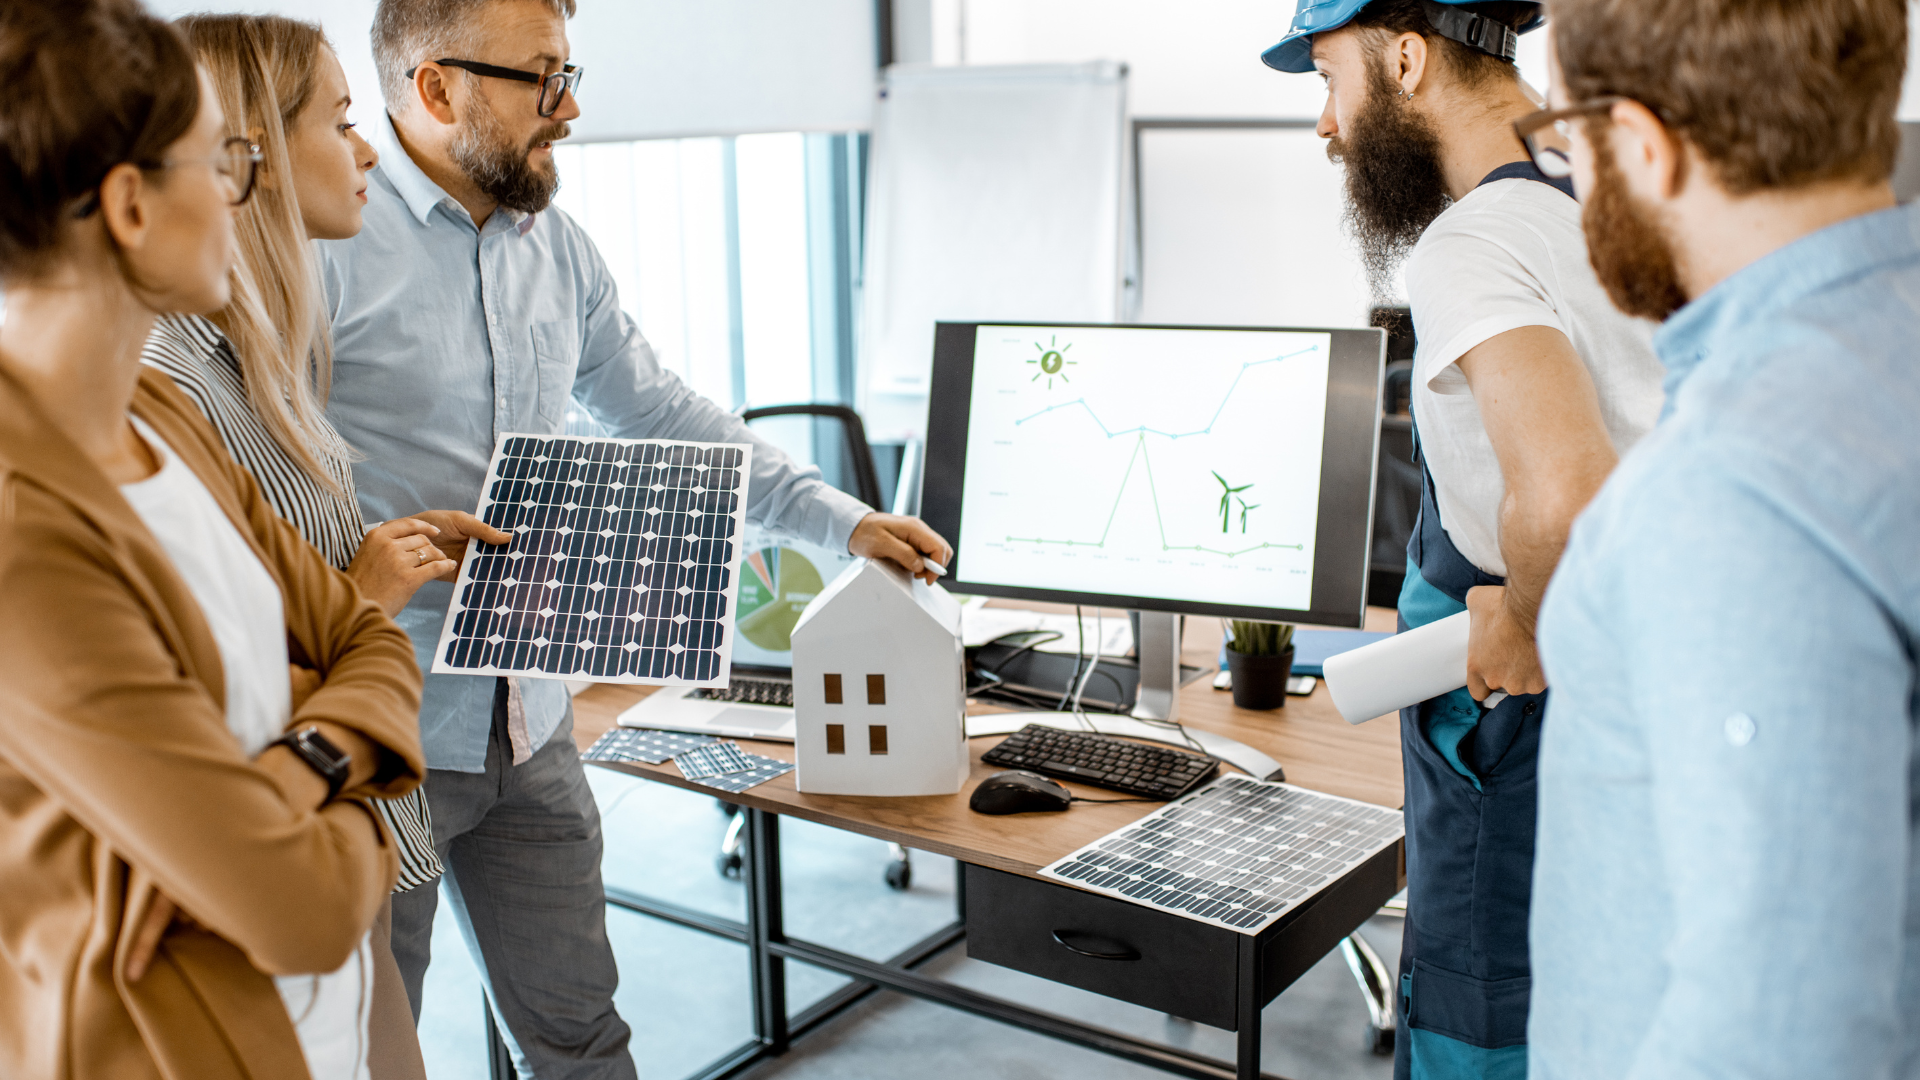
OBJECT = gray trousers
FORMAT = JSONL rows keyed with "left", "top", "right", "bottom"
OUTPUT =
{"left": 392, "top": 682, "right": 635, "bottom": 1079}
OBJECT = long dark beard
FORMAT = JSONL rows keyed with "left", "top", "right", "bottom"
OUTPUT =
{"left": 1583, "top": 136, "right": 1689, "bottom": 321}
{"left": 452, "top": 97, "right": 569, "bottom": 214}
{"left": 1327, "top": 60, "right": 1453, "bottom": 300}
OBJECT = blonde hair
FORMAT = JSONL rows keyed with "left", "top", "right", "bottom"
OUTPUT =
{"left": 176, "top": 13, "right": 353, "bottom": 495}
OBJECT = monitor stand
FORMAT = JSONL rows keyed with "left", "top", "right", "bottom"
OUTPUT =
{"left": 1131, "top": 610, "right": 1181, "bottom": 722}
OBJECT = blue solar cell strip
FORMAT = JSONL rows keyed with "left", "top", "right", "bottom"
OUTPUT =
{"left": 430, "top": 434, "right": 752, "bottom": 686}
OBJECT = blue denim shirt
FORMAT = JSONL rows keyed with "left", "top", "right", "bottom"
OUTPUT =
{"left": 1531, "top": 201, "right": 1920, "bottom": 1078}
{"left": 319, "top": 115, "right": 869, "bottom": 772}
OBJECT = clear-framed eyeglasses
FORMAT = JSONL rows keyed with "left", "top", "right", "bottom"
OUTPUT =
{"left": 1511, "top": 96, "right": 1628, "bottom": 179}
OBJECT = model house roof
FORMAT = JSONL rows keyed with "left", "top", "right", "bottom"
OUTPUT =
{"left": 792, "top": 558, "right": 961, "bottom": 637}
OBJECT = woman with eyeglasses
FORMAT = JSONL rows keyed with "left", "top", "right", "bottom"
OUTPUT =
{"left": 0, "top": 3, "right": 426, "bottom": 1078}
{"left": 140, "top": 16, "right": 517, "bottom": 1078}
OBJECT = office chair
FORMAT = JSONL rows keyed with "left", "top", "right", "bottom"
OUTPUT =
{"left": 739, "top": 403, "right": 886, "bottom": 508}
{"left": 1369, "top": 306, "right": 1421, "bottom": 607}
{"left": 711, "top": 402, "right": 916, "bottom": 891}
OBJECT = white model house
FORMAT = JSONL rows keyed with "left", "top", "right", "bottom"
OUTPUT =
{"left": 790, "top": 558, "right": 967, "bottom": 796}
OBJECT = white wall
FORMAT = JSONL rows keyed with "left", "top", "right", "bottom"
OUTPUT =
{"left": 148, "top": 0, "right": 878, "bottom": 140}
{"left": 147, "top": 0, "right": 385, "bottom": 128}
{"left": 1136, "top": 126, "right": 1370, "bottom": 329}
{"left": 566, "top": 1, "right": 877, "bottom": 141}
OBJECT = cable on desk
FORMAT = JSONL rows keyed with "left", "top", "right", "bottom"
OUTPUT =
{"left": 972, "top": 629, "right": 1065, "bottom": 683}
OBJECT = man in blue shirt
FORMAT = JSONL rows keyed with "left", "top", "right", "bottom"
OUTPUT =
{"left": 1525, "top": 1, "right": 1917, "bottom": 1076}
{"left": 321, "top": 1, "right": 949, "bottom": 1073}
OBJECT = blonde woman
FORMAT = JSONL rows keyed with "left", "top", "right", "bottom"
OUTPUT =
{"left": 0, "top": 2, "right": 423, "bottom": 1077}
{"left": 140, "top": 14, "right": 506, "bottom": 1078}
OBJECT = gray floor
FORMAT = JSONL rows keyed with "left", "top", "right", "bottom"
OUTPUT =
{"left": 415, "top": 766, "right": 1401, "bottom": 1080}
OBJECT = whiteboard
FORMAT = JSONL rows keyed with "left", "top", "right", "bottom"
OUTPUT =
{"left": 861, "top": 62, "right": 1130, "bottom": 396}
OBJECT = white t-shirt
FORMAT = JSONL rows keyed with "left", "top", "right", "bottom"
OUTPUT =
{"left": 1401, "top": 177, "right": 1666, "bottom": 577}
{"left": 120, "top": 417, "right": 373, "bottom": 1080}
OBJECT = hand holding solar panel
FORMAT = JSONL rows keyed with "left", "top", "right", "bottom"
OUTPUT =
{"left": 432, "top": 435, "right": 753, "bottom": 686}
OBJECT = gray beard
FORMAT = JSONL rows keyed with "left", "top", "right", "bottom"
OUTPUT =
{"left": 451, "top": 102, "right": 563, "bottom": 215}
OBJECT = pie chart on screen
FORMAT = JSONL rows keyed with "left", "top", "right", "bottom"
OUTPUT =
{"left": 736, "top": 545, "right": 826, "bottom": 653}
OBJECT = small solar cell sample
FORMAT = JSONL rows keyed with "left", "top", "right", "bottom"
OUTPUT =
{"left": 583, "top": 727, "right": 718, "bottom": 765}
{"left": 688, "top": 752, "right": 794, "bottom": 794}
{"left": 431, "top": 435, "right": 752, "bottom": 687}
{"left": 1040, "top": 776, "right": 1403, "bottom": 935}
{"left": 673, "top": 741, "right": 757, "bottom": 780}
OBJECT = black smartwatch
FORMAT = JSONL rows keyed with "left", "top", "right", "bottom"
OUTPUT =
{"left": 270, "top": 726, "right": 352, "bottom": 802}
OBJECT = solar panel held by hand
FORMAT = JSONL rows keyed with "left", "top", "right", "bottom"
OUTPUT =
{"left": 430, "top": 435, "right": 753, "bottom": 687}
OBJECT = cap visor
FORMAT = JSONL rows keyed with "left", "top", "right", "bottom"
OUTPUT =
{"left": 1260, "top": 34, "right": 1316, "bottom": 73}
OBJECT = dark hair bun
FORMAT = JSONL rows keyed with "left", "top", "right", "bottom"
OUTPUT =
{"left": 0, "top": 0, "right": 200, "bottom": 280}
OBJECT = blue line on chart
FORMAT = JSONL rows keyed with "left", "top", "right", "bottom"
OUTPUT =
{"left": 1011, "top": 346, "right": 1320, "bottom": 439}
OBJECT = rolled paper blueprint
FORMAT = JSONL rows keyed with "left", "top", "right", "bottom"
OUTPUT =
{"left": 1323, "top": 611, "right": 1506, "bottom": 724}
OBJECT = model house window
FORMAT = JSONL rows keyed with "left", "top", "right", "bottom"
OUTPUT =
{"left": 823, "top": 673, "right": 842, "bottom": 704}
{"left": 868, "top": 725, "right": 889, "bottom": 754}
{"left": 825, "top": 724, "right": 845, "bottom": 754}
{"left": 866, "top": 674, "right": 886, "bottom": 705}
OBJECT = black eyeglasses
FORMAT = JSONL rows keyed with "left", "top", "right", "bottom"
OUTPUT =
{"left": 71, "top": 135, "right": 262, "bottom": 218}
{"left": 1511, "top": 96, "right": 1628, "bottom": 179}
{"left": 407, "top": 58, "right": 584, "bottom": 117}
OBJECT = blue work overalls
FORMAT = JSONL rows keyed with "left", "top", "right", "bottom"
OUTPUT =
{"left": 1392, "top": 161, "right": 1572, "bottom": 1080}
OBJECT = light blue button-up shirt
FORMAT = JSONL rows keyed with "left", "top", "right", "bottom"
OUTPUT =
{"left": 319, "top": 115, "right": 870, "bottom": 772}
{"left": 1531, "top": 201, "right": 1920, "bottom": 1078}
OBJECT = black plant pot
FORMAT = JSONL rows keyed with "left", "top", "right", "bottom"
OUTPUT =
{"left": 1225, "top": 645, "right": 1294, "bottom": 711}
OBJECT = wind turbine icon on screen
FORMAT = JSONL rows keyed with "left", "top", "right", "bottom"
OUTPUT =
{"left": 1212, "top": 472, "right": 1253, "bottom": 534}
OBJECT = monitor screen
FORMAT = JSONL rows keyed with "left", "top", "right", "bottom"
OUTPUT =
{"left": 923, "top": 321, "right": 1384, "bottom": 628}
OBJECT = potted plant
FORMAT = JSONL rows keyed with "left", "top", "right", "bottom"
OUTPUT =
{"left": 1224, "top": 620, "right": 1295, "bottom": 711}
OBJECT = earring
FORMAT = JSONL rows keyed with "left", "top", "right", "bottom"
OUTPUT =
{"left": 1399, "top": 88, "right": 1414, "bottom": 101}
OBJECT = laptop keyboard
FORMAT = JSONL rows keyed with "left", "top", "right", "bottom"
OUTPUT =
{"left": 689, "top": 677, "right": 794, "bottom": 707}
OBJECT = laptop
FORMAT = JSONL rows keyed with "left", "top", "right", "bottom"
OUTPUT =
{"left": 617, "top": 530, "right": 854, "bottom": 742}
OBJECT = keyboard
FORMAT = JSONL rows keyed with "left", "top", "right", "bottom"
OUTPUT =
{"left": 689, "top": 677, "right": 794, "bottom": 707}
{"left": 981, "top": 724, "right": 1220, "bottom": 801}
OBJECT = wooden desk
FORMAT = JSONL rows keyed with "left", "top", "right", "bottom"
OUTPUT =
{"left": 561, "top": 608, "right": 1403, "bottom": 1080}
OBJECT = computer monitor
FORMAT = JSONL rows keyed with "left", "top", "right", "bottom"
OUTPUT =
{"left": 923, "top": 321, "right": 1386, "bottom": 632}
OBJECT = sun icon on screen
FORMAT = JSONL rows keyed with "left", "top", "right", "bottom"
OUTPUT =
{"left": 1027, "top": 337, "right": 1076, "bottom": 389}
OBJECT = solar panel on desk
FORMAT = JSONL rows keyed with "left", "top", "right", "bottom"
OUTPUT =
{"left": 430, "top": 435, "right": 753, "bottom": 686}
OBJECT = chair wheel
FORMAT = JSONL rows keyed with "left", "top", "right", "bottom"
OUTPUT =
{"left": 1365, "top": 1021, "right": 1394, "bottom": 1056}
{"left": 716, "top": 850, "right": 743, "bottom": 879}
{"left": 884, "top": 860, "right": 911, "bottom": 891}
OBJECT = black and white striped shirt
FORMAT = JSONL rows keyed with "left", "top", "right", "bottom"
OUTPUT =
{"left": 143, "top": 313, "right": 442, "bottom": 891}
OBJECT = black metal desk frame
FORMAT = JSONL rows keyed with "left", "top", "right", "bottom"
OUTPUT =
{"left": 483, "top": 803, "right": 1395, "bottom": 1080}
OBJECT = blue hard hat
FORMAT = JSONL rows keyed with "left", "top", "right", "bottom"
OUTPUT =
{"left": 1261, "top": 0, "right": 1544, "bottom": 74}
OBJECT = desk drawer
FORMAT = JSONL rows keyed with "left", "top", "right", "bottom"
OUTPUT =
{"left": 963, "top": 863, "right": 1240, "bottom": 1027}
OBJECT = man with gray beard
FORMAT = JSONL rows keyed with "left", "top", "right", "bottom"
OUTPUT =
{"left": 1263, "top": 2, "right": 1661, "bottom": 1076}
{"left": 319, "top": 1, "right": 951, "bottom": 1074}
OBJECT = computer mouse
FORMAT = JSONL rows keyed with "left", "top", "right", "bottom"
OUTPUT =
{"left": 969, "top": 770, "right": 1073, "bottom": 815}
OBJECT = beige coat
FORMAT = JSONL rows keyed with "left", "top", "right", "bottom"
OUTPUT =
{"left": 0, "top": 366, "right": 426, "bottom": 1079}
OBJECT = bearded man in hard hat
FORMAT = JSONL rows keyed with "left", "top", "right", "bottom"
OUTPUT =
{"left": 1263, "top": 2, "right": 1662, "bottom": 1075}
